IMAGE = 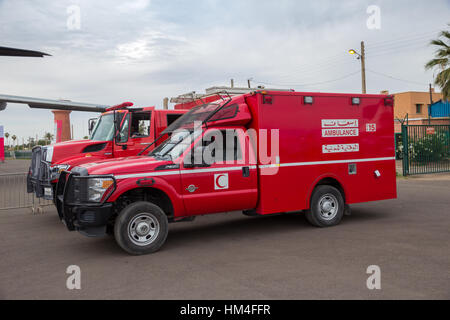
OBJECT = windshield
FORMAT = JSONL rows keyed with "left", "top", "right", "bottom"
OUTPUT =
{"left": 90, "top": 113, "right": 124, "bottom": 141}
{"left": 149, "top": 130, "right": 200, "bottom": 160}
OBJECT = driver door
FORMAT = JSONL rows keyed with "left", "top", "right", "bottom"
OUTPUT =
{"left": 114, "top": 111, "right": 153, "bottom": 157}
{"left": 180, "top": 129, "right": 258, "bottom": 216}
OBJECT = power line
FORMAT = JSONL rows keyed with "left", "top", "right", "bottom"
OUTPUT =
{"left": 366, "top": 35, "right": 435, "bottom": 52}
{"left": 366, "top": 69, "right": 428, "bottom": 86}
{"left": 367, "top": 44, "right": 430, "bottom": 58}
{"left": 366, "top": 28, "right": 442, "bottom": 48}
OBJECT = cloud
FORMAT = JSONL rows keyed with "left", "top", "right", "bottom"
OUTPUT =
{"left": 117, "top": 0, "right": 151, "bottom": 12}
{"left": 0, "top": 0, "right": 449, "bottom": 141}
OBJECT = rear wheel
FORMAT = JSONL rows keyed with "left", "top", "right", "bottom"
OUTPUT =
{"left": 114, "top": 201, "right": 169, "bottom": 255}
{"left": 305, "top": 185, "right": 344, "bottom": 228}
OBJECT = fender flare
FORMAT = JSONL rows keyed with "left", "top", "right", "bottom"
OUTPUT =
{"left": 306, "top": 173, "right": 347, "bottom": 208}
{"left": 108, "top": 177, "right": 185, "bottom": 217}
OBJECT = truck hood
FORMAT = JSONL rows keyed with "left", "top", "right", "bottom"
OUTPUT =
{"left": 49, "top": 140, "right": 109, "bottom": 165}
{"left": 78, "top": 156, "right": 175, "bottom": 176}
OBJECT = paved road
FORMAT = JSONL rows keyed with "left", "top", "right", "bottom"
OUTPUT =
{"left": 0, "top": 175, "right": 449, "bottom": 300}
{"left": 0, "top": 159, "right": 29, "bottom": 174}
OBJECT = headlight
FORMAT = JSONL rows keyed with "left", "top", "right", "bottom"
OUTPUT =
{"left": 50, "top": 164, "right": 70, "bottom": 180}
{"left": 87, "top": 178, "right": 114, "bottom": 202}
{"left": 45, "top": 146, "right": 54, "bottom": 162}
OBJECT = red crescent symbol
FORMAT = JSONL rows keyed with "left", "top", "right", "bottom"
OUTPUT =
{"left": 216, "top": 174, "right": 226, "bottom": 188}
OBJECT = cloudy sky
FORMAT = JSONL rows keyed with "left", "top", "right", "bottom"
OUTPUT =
{"left": 0, "top": 0, "right": 449, "bottom": 141}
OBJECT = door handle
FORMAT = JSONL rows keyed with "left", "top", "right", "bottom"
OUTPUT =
{"left": 242, "top": 166, "right": 250, "bottom": 178}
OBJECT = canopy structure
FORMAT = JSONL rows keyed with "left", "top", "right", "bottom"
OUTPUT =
{"left": 0, "top": 94, "right": 109, "bottom": 113}
{"left": 0, "top": 46, "right": 51, "bottom": 57}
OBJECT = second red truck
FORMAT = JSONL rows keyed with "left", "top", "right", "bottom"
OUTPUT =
{"left": 28, "top": 103, "right": 187, "bottom": 200}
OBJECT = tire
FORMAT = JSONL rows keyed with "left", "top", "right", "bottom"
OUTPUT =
{"left": 114, "top": 201, "right": 169, "bottom": 255}
{"left": 305, "top": 185, "right": 344, "bottom": 228}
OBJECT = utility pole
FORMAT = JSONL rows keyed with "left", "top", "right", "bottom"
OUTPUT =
{"left": 360, "top": 41, "right": 367, "bottom": 94}
{"left": 348, "top": 42, "right": 367, "bottom": 94}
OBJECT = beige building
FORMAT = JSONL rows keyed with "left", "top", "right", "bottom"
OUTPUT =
{"left": 390, "top": 89, "right": 447, "bottom": 133}
{"left": 393, "top": 89, "right": 443, "bottom": 120}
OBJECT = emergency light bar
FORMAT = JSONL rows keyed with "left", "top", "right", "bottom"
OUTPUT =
{"left": 106, "top": 102, "right": 134, "bottom": 112}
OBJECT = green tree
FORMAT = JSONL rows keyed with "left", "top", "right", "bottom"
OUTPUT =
{"left": 44, "top": 132, "right": 54, "bottom": 145}
{"left": 11, "top": 135, "right": 17, "bottom": 150}
{"left": 425, "top": 25, "right": 450, "bottom": 100}
{"left": 27, "top": 137, "right": 34, "bottom": 149}
{"left": 4, "top": 132, "right": 9, "bottom": 147}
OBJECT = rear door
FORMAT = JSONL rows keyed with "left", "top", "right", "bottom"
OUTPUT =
{"left": 180, "top": 128, "right": 258, "bottom": 216}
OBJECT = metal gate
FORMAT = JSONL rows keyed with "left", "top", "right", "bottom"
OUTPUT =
{"left": 0, "top": 172, "right": 53, "bottom": 212}
{"left": 402, "top": 124, "right": 450, "bottom": 175}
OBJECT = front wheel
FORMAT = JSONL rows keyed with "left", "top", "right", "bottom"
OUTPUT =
{"left": 114, "top": 201, "right": 169, "bottom": 255}
{"left": 305, "top": 185, "right": 344, "bottom": 228}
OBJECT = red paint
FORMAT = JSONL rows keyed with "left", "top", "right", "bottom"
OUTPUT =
{"left": 0, "top": 125, "right": 4, "bottom": 162}
{"left": 81, "top": 91, "right": 397, "bottom": 218}
{"left": 54, "top": 120, "right": 63, "bottom": 143}
{"left": 0, "top": 140, "right": 4, "bottom": 163}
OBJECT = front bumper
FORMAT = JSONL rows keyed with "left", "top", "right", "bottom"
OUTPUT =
{"left": 56, "top": 171, "right": 115, "bottom": 237}
{"left": 27, "top": 172, "right": 55, "bottom": 200}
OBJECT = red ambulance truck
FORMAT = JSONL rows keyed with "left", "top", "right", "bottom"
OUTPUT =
{"left": 56, "top": 91, "right": 397, "bottom": 255}
{"left": 28, "top": 103, "right": 187, "bottom": 200}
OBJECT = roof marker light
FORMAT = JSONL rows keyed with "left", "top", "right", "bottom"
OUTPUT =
{"left": 352, "top": 97, "right": 361, "bottom": 105}
{"left": 304, "top": 96, "right": 314, "bottom": 104}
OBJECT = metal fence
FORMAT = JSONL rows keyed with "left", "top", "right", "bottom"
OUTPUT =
{"left": 402, "top": 124, "right": 450, "bottom": 176}
{"left": 3, "top": 150, "right": 32, "bottom": 159}
{"left": 0, "top": 172, "right": 53, "bottom": 213}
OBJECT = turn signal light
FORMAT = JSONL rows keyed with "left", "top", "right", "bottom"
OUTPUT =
{"left": 102, "top": 180, "right": 114, "bottom": 189}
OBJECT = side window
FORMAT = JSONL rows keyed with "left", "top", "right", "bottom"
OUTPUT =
{"left": 130, "top": 112, "right": 152, "bottom": 138}
{"left": 118, "top": 114, "right": 130, "bottom": 143}
{"left": 201, "top": 130, "right": 242, "bottom": 164}
{"left": 167, "top": 114, "right": 182, "bottom": 126}
{"left": 224, "top": 131, "right": 242, "bottom": 162}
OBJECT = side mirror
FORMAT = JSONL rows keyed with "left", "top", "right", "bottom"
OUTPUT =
{"left": 88, "top": 119, "right": 96, "bottom": 135}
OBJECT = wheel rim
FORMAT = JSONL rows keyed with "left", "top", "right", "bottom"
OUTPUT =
{"left": 318, "top": 194, "right": 339, "bottom": 221}
{"left": 128, "top": 213, "right": 160, "bottom": 247}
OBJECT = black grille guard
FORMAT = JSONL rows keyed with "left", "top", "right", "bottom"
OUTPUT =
{"left": 56, "top": 171, "right": 116, "bottom": 231}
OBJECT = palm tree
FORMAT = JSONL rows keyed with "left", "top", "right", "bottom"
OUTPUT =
{"left": 425, "top": 25, "right": 450, "bottom": 100}
{"left": 27, "top": 137, "right": 34, "bottom": 149}
{"left": 11, "top": 135, "right": 17, "bottom": 150}
{"left": 4, "top": 132, "right": 9, "bottom": 147}
{"left": 44, "top": 132, "right": 54, "bottom": 145}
